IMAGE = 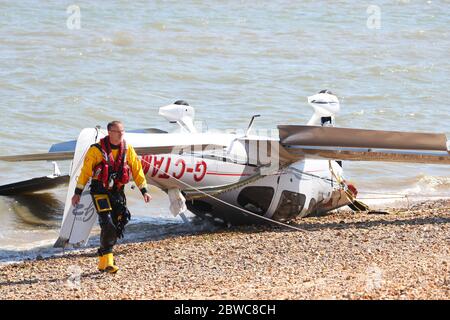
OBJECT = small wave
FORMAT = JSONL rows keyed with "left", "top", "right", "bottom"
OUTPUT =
{"left": 112, "top": 32, "right": 134, "bottom": 47}
{"left": 359, "top": 174, "right": 450, "bottom": 204}
{"left": 351, "top": 110, "right": 364, "bottom": 116}
{"left": 149, "top": 22, "right": 167, "bottom": 32}
{"left": 400, "top": 29, "right": 430, "bottom": 40}
{"left": 413, "top": 175, "right": 450, "bottom": 192}
{"left": 378, "top": 174, "right": 449, "bottom": 196}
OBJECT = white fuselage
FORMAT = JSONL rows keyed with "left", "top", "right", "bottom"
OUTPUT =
{"left": 127, "top": 131, "right": 348, "bottom": 224}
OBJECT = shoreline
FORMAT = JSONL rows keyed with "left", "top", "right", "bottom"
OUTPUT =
{"left": 0, "top": 199, "right": 449, "bottom": 300}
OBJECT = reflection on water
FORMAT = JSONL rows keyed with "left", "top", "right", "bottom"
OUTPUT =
{"left": 7, "top": 192, "right": 63, "bottom": 228}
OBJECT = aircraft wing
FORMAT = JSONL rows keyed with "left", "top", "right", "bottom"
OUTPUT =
{"left": 0, "top": 175, "right": 69, "bottom": 195}
{"left": 0, "top": 152, "right": 75, "bottom": 162}
{"left": 278, "top": 125, "right": 450, "bottom": 165}
{"left": 0, "top": 145, "right": 222, "bottom": 162}
{"left": 0, "top": 144, "right": 224, "bottom": 163}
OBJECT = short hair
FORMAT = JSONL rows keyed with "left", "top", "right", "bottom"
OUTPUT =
{"left": 107, "top": 121, "right": 123, "bottom": 131}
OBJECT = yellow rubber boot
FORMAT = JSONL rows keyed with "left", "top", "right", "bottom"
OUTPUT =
{"left": 98, "top": 255, "right": 107, "bottom": 272}
{"left": 104, "top": 253, "right": 119, "bottom": 274}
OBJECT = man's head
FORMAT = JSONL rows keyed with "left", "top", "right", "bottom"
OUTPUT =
{"left": 107, "top": 121, "right": 125, "bottom": 145}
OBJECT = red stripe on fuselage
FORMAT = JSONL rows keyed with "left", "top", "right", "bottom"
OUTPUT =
{"left": 206, "top": 172, "right": 251, "bottom": 176}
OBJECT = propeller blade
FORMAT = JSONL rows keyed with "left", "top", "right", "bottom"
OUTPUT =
{"left": 278, "top": 125, "right": 448, "bottom": 151}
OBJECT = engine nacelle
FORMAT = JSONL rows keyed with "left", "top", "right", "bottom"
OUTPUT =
{"left": 307, "top": 90, "right": 340, "bottom": 126}
{"left": 159, "top": 100, "right": 197, "bottom": 133}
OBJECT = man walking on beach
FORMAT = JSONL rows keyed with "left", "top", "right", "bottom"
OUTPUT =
{"left": 71, "top": 121, "right": 151, "bottom": 273}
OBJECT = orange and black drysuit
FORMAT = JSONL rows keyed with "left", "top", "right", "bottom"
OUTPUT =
{"left": 74, "top": 136, "right": 148, "bottom": 256}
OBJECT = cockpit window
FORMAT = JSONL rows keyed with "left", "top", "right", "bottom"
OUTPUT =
{"left": 272, "top": 191, "right": 306, "bottom": 222}
{"left": 237, "top": 187, "right": 275, "bottom": 215}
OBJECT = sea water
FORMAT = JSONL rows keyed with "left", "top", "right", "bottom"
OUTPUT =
{"left": 0, "top": 0, "right": 448, "bottom": 262}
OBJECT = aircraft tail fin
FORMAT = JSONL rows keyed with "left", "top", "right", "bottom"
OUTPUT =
{"left": 55, "top": 128, "right": 103, "bottom": 248}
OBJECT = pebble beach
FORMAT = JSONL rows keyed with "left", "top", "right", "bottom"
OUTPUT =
{"left": 0, "top": 199, "right": 449, "bottom": 300}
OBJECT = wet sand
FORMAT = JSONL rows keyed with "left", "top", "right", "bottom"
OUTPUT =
{"left": 1, "top": 199, "right": 449, "bottom": 300}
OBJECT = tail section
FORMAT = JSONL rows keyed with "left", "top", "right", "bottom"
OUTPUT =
{"left": 54, "top": 128, "right": 104, "bottom": 248}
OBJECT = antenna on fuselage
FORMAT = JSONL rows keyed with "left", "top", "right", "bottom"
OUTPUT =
{"left": 245, "top": 114, "right": 260, "bottom": 137}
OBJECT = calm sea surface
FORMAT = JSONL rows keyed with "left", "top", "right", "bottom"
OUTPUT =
{"left": 0, "top": 0, "right": 448, "bottom": 261}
